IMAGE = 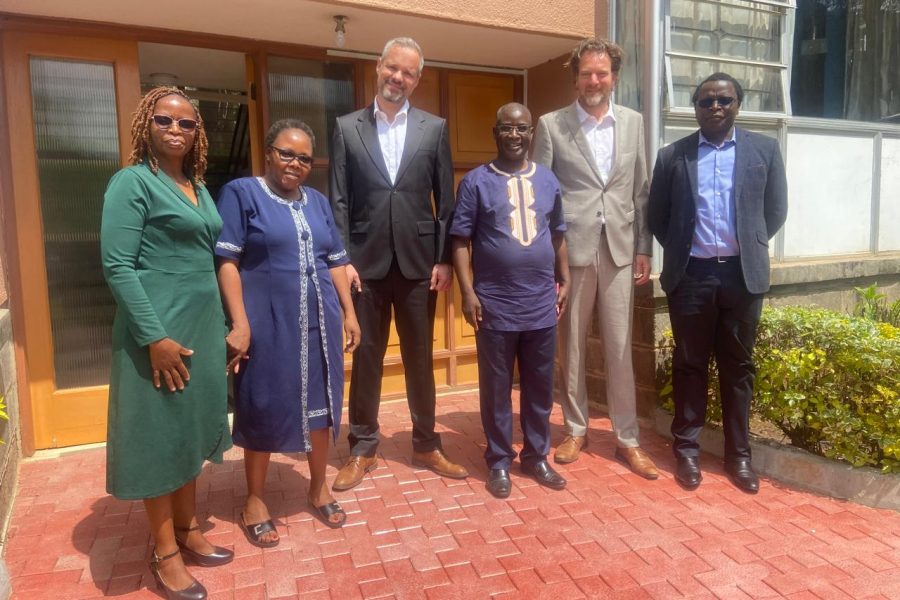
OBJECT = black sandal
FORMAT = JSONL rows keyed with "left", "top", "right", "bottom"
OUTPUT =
{"left": 174, "top": 524, "right": 234, "bottom": 567}
{"left": 238, "top": 512, "right": 279, "bottom": 548}
{"left": 308, "top": 499, "right": 347, "bottom": 529}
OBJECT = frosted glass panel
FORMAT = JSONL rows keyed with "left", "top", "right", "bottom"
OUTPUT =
{"left": 30, "top": 57, "right": 120, "bottom": 389}
{"left": 267, "top": 57, "right": 354, "bottom": 159}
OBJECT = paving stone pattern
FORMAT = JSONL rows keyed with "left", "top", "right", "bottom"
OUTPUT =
{"left": 4, "top": 392, "right": 900, "bottom": 599}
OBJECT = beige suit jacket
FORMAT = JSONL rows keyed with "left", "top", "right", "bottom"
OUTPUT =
{"left": 533, "top": 101, "right": 651, "bottom": 268}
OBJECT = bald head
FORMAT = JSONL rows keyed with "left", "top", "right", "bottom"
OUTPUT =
{"left": 496, "top": 102, "right": 532, "bottom": 126}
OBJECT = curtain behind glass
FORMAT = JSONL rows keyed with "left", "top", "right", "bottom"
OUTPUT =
{"left": 844, "top": 0, "right": 900, "bottom": 121}
{"left": 615, "top": 0, "right": 645, "bottom": 111}
{"left": 30, "top": 58, "right": 119, "bottom": 389}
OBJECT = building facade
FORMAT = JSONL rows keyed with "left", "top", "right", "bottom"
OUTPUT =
{"left": 0, "top": 0, "right": 896, "bottom": 505}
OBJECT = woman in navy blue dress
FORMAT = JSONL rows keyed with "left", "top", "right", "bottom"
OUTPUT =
{"left": 216, "top": 120, "right": 360, "bottom": 542}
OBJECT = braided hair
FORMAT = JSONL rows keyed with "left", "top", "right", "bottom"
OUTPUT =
{"left": 128, "top": 86, "right": 208, "bottom": 184}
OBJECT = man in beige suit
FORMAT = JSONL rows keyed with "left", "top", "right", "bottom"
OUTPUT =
{"left": 533, "top": 38, "right": 658, "bottom": 479}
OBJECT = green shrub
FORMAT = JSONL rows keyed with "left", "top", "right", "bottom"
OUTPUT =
{"left": 658, "top": 306, "right": 900, "bottom": 473}
{"left": 854, "top": 284, "right": 900, "bottom": 327}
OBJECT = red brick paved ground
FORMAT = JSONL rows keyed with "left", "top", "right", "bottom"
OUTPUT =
{"left": 4, "top": 391, "right": 900, "bottom": 599}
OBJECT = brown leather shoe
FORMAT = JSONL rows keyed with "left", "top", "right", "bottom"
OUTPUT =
{"left": 614, "top": 446, "right": 660, "bottom": 480}
{"left": 554, "top": 435, "right": 587, "bottom": 464}
{"left": 332, "top": 455, "right": 378, "bottom": 491}
{"left": 411, "top": 449, "right": 469, "bottom": 479}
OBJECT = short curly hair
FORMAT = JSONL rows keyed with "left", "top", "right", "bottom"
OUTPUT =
{"left": 565, "top": 38, "right": 625, "bottom": 77}
{"left": 264, "top": 119, "right": 316, "bottom": 152}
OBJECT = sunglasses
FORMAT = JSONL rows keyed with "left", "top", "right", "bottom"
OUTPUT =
{"left": 152, "top": 114, "right": 198, "bottom": 132}
{"left": 269, "top": 146, "right": 314, "bottom": 166}
{"left": 696, "top": 96, "right": 737, "bottom": 109}
{"left": 496, "top": 124, "right": 533, "bottom": 135}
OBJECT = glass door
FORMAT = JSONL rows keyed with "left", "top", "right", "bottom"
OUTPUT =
{"left": 1, "top": 31, "right": 141, "bottom": 449}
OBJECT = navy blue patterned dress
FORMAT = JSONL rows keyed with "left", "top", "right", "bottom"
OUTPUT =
{"left": 215, "top": 178, "right": 349, "bottom": 452}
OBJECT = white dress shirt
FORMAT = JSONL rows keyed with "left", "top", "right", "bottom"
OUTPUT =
{"left": 374, "top": 97, "right": 409, "bottom": 184}
{"left": 575, "top": 100, "right": 616, "bottom": 186}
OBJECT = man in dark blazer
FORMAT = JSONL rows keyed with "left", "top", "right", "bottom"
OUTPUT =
{"left": 648, "top": 72, "right": 787, "bottom": 494}
{"left": 329, "top": 37, "right": 468, "bottom": 491}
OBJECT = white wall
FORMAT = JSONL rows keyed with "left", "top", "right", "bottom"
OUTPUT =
{"left": 783, "top": 131, "right": 873, "bottom": 258}
{"left": 879, "top": 137, "right": 900, "bottom": 252}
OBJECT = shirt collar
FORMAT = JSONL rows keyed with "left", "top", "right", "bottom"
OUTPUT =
{"left": 374, "top": 97, "right": 410, "bottom": 124}
{"left": 575, "top": 99, "right": 616, "bottom": 126}
{"left": 698, "top": 128, "right": 736, "bottom": 148}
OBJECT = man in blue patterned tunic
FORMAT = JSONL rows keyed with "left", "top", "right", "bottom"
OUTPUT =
{"left": 450, "top": 103, "right": 571, "bottom": 498}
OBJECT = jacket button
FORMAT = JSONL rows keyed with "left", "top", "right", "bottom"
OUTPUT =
{"left": 306, "top": 267, "right": 314, "bottom": 275}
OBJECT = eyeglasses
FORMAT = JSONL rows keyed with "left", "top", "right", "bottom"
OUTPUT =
{"left": 696, "top": 96, "right": 737, "bottom": 109}
{"left": 269, "top": 146, "right": 314, "bottom": 166}
{"left": 497, "top": 124, "right": 533, "bottom": 135}
{"left": 151, "top": 114, "right": 198, "bottom": 132}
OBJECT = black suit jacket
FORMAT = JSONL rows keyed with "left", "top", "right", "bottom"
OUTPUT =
{"left": 648, "top": 128, "right": 788, "bottom": 295}
{"left": 329, "top": 104, "right": 455, "bottom": 280}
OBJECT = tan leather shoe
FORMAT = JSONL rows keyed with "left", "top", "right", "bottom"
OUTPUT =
{"left": 332, "top": 455, "right": 378, "bottom": 491}
{"left": 411, "top": 449, "right": 469, "bottom": 479}
{"left": 614, "top": 446, "right": 660, "bottom": 480}
{"left": 554, "top": 435, "right": 587, "bottom": 464}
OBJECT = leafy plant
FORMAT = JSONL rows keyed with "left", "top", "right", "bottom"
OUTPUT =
{"left": 658, "top": 306, "right": 900, "bottom": 473}
{"left": 854, "top": 284, "right": 900, "bottom": 327}
{"left": 0, "top": 395, "right": 7, "bottom": 445}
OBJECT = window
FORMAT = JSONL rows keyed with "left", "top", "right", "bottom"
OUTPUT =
{"left": 665, "top": 0, "right": 792, "bottom": 113}
{"left": 791, "top": 0, "right": 900, "bottom": 123}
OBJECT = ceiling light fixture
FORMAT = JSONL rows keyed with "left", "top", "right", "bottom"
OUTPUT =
{"left": 334, "top": 15, "right": 348, "bottom": 48}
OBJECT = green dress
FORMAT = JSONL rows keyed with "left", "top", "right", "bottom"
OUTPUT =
{"left": 101, "top": 163, "right": 231, "bottom": 500}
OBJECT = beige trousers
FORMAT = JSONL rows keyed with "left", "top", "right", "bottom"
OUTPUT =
{"left": 558, "top": 237, "right": 639, "bottom": 447}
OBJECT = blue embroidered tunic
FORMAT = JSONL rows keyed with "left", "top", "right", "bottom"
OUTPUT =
{"left": 215, "top": 178, "right": 349, "bottom": 452}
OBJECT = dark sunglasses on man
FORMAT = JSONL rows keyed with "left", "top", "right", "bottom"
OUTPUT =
{"left": 696, "top": 96, "right": 736, "bottom": 109}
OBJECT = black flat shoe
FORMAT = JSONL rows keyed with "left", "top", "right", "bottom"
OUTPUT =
{"left": 520, "top": 460, "right": 566, "bottom": 490}
{"left": 675, "top": 456, "right": 702, "bottom": 490}
{"left": 149, "top": 548, "right": 207, "bottom": 600}
{"left": 725, "top": 458, "right": 759, "bottom": 494}
{"left": 486, "top": 469, "right": 511, "bottom": 498}
{"left": 175, "top": 525, "right": 234, "bottom": 567}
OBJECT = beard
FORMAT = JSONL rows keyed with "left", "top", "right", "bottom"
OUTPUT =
{"left": 580, "top": 91, "right": 609, "bottom": 107}
{"left": 378, "top": 82, "right": 405, "bottom": 104}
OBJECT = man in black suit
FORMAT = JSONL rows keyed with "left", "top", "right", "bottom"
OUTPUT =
{"left": 329, "top": 37, "right": 468, "bottom": 491}
{"left": 648, "top": 73, "right": 787, "bottom": 493}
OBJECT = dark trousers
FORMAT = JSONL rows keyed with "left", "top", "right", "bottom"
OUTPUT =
{"left": 476, "top": 325, "right": 556, "bottom": 470}
{"left": 667, "top": 258, "right": 763, "bottom": 461}
{"left": 348, "top": 259, "right": 440, "bottom": 456}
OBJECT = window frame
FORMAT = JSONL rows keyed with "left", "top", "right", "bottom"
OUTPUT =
{"left": 663, "top": 0, "right": 795, "bottom": 118}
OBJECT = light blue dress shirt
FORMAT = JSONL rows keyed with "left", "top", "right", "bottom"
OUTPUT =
{"left": 691, "top": 131, "right": 738, "bottom": 259}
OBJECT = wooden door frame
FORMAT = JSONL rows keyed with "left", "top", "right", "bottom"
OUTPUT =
{"left": 0, "top": 30, "right": 141, "bottom": 450}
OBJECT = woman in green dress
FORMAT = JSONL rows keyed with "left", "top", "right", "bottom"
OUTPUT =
{"left": 101, "top": 87, "right": 233, "bottom": 600}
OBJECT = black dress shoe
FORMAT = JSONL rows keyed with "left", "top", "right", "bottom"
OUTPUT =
{"left": 725, "top": 458, "right": 759, "bottom": 494}
{"left": 520, "top": 460, "right": 566, "bottom": 490}
{"left": 675, "top": 456, "right": 702, "bottom": 490}
{"left": 486, "top": 469, "right": 511, "bottom": 498}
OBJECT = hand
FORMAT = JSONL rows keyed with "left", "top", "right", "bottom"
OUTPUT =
{"left": 430, "top": 264, "right": 452, "bottom": 292}
{"left": 461, "top": 290, "right": 483, "bottom": 332}
{"left": 633, "top": 254, "right": 651, "bottom": 286}
{"left": 345, "top": 263, "right": 361, "bottom": 293}
{"left": 148, "top": 338, "right": 193, "bottom": 392}
{"left": 556, "top": 280, "right": 570, "bottom": 318}
{"left": 343, "top": 315, "right": 361, "bottom": 353}
{"left": 225, "top": 325, "right": 250, "bottom": 374}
